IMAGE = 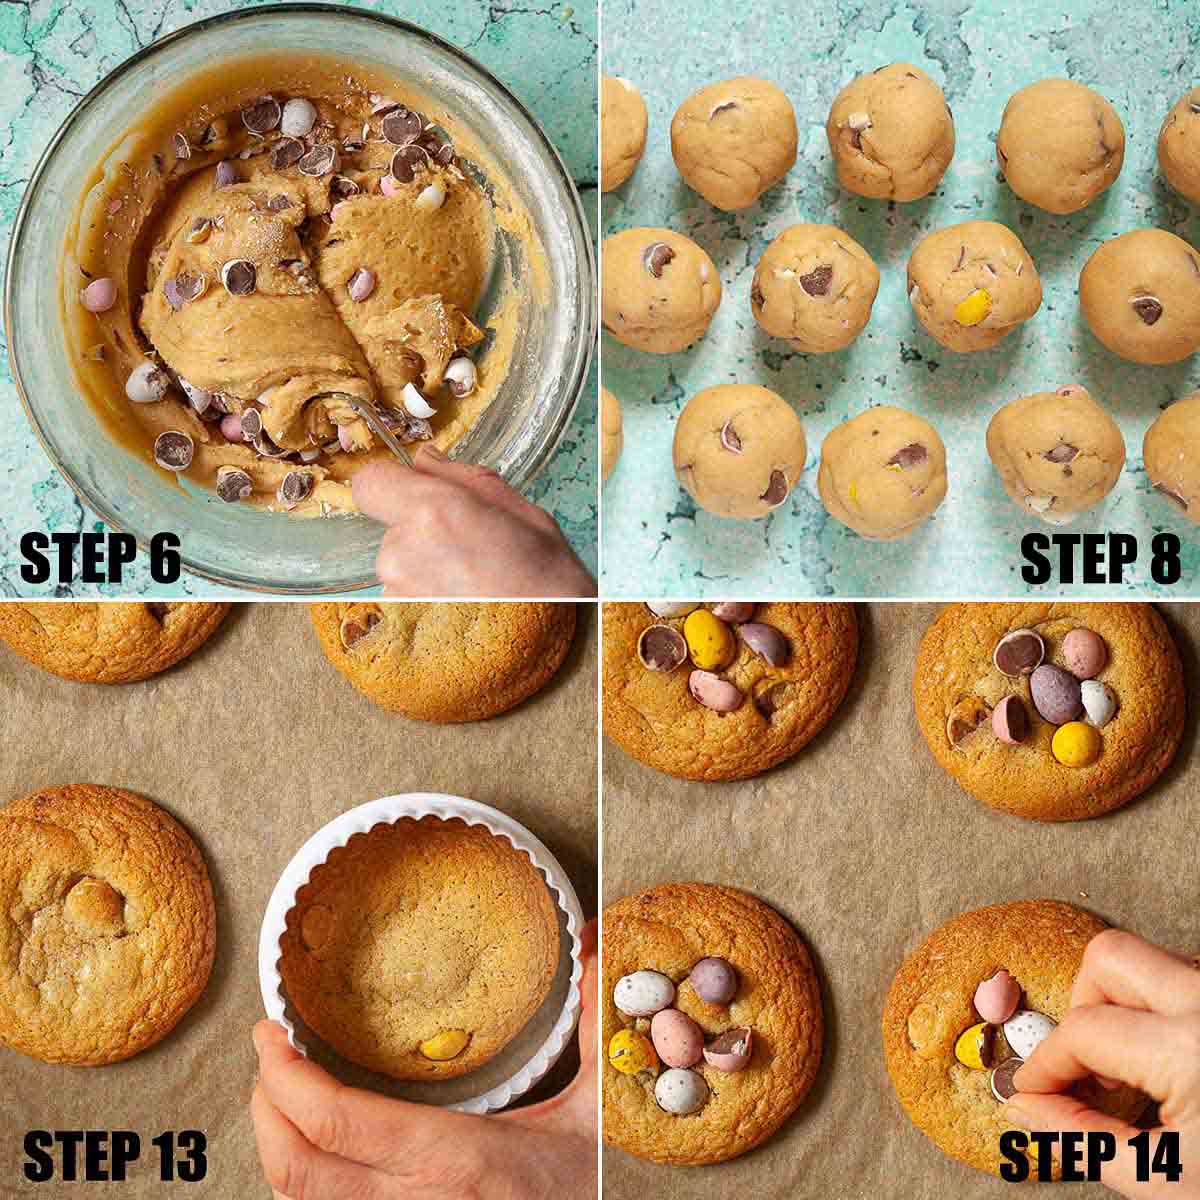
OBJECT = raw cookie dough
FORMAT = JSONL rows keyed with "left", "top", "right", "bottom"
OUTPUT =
{"left": 0, "top": 601, "right": 229, "bottom": 683}
{"left": 602, "top": 227, "right": 721, "bottom": 353}
{"left": 1079, "top": 229, "right": 1200, "bottom": 364}
{"left": 907, "top": 221, "right": 1042, "bottom": 352}
{"left": 601, "top": 385, "right": 623, "bottom": 482}
{"left": 308, "top": 601, "right": 575, "bottom": 721}
{"left": 914, "top": 602, "right": 1185, "bottom": 821}
{"left": 817, "top": 405, "right": 947, "bottom": 540}
{"left": 986, "top": 385, "right": 1125, "bottom": 524}
{"left": 997, "top": 79, "right": 1124, "bottom": 214}
{"left": 603, "top": 602, "right": 858, "bottom": 780}
{"left": 280, "top": 816, "right": 558, "bottom": 1081}
{"left": 884, "top": 900, "right": 1146, "bottom": 1178}
{"left": 603, "top": 882, "right": 823, "bottom": 1165}
{"left": 670, "top": 77, "right": 797, "bottom": 211}
{"left": 750, "top": 224, "right": 879, "bottom": 353}
{"left": 1158, "top": 88, "right": 1200, "bottom": 204}
{"left": 673, "top": 384, "right": 806, "bottom": 519}
{"left": 602, "top": 76, "right": 648, "bottom": 192}
{"left": 826, "top": 63, "right": 954, "bottom": 201}
{"left": 1144, "top": 391, "right": 1200, "bottom": 521}
{"left": 0, "top": 784, "right": 215, "bottom": 1065}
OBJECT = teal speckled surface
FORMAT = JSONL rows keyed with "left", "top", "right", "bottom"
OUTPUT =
{"left": 601, "top": 0, "right": 1200, "bottom": 598}
{"left": 0, "top": 0, "right": 596, "bottom": 597}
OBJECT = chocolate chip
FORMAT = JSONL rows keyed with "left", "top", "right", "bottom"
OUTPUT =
{"left": 887, "top": 442, "right": 927, "bottom": 469}
{"left": 1154, "top": 482, "right": 1189, "bottom": 510}
{"left": 330, "top": 175, "right": 360, "bottom": 198}
{"left": 154, "top": 430, "right": 194, "bottom": 471}
{"left": 759, "top": 469, "right": 789, "bottom": 508}
{"left": 173, "top": 132, "right": 191, "bottom": 160}
{"left": 242, "top": 95, "right": 281, "bottom": 135}
{"left": 990, "top": 1056, "right": 1023, "bottom": 1103}
{"left": 277, "top": 470, "right": 314, "bottom": 507}
{"left": 382, "top": 106, "right": 424, "bottom": 145}
{"left": 267, "top": 193, "right": 292, "bottom": 212}
{"left": 642, "top": 242, "right": 675, "bottom": 278}
{"left": 215, "top": 160, "right": 238, "bottom": 188}
{"left": 146, "top": 602, "right": 172, "bottom": 621}
{"left": 240, "top": 408, "right": 263, "bottom": 440}
{"left": 390, "top": 144, "right": 429, "bottom": 182}
{"left": 221, "top": 259, "right": 257, "bottom": 296}
{"left": 271, "top": 138, "right": 305, "bottom": 170}
{"left": 798, "top": 265, "right": 833, "bottom": 296}
{"left": 1044, "top": 443, "right": 1078, "bottom": 464}
{"left": 720, "top": 421, "right": 743, "bottom": 454}
{"left": 751, "top": 282, "right": 765, "bottom": 308}
{"left": 1132, "top": 296, "right": 1163, "bottom": 325}
{"left": 298, "top": 143, "right": 339, "bottom": 177}
{"left": 215, "top": 465, "right": 253, "bottom": 503}
{"left": 710, "top": 100, "right": 738, "bottom": 118}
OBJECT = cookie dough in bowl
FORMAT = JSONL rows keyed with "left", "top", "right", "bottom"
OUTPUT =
{"left": 1144, "top": 392, "right": 1200, "bottom": 521}
{"left": 603, "top": 882, "right": 823, "bottom": 1165}
{"left": 914, "top": 603, "right": 1185, "bottom": 821}
{"left": 602, "top": 602, "right": 858, "bottom": 781}
{"left": 884, "top": 900, "right": 1146, "bottom": 1178}
{"left": 602, "top": 76, "right": 648, "bottom": 192}
{"left": 1158, "top": 88, "right": 1200, "bottom": 204}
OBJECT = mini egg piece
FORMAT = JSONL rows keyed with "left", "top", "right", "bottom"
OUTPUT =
{"left": 973, "top": 969, "right": 1021, "bottom": 1025}
{"left": 1081, "top": 679, "right": 1118, "bottom": 728}
{"left": 1003, "top": 1010, "right": 1057, "bottom": 1059}
{"left": 608, "top": 1029, "right": 658, "bottom": 1075}
{"left": 954, "top": 1021, "right": 994, "bottom": 1070}
{"left": 703, "top": 1027, "right": 753, "bottom": 1072}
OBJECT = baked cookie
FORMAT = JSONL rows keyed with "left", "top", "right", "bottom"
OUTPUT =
{"left": 1158, "top": 88, "right": 1200, "bottom": 204}
{"left": 0, "top": 602, "right": 230, "bottom": 683}
{"left": 603, "top": 883, "right": 822, "bottom": 1165}
{"left": 603, "top": 602, "right": 858, "bottom": 780}
{"left": 602, "top": 75, "right": 648, "bottom": 192}
{"left": 884, "top": 900, "right": 1147, "bottom": 1178}
{"left": 914, "top": 603, "right": 1184, "bottom": 821}
{"left": 0, "top": 784, "right": 215, "bottom": 1065}
{"left": 1144, "top": 391, "right": 1200, "bottom": 521}
{"left": 601, "top": 385, "right": 623, "bottom": 482}
{"left": 280, "top": 817, "right": 559, "bottom": 1080}
{"left": 309, "top": 602, "right": 575, "bottom": 722}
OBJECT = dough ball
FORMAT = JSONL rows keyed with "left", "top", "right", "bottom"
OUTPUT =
{"left": 826, "top": 63, "right": 954, "bottom": 201}
{"left": 670, "top": 77, "right": 797, "bottom": 211}
{"left": 601, "top": 385, "right": 623, "bottom": 482}
{"left": 750, "top": 224, "right": 880, "bottom": 353}
{"left": 602, "top": 227, "right": 721, "bottom": 353}
{"left": 1158, "top": 88, "right": 1200, "bottom": 204}
{"left": 602, "top": 76, "right": 648, "bottom": 192}
{"left": 1144, "top": 391, "right": 1200, "bottom": 522}
{"left": 1079, "top": 229, "right": 1200, "bottom": 364}
{"left": 997, "top": 79, "right": 1124, "bottom": 214}
{"left": 818, "top": 405, "right": 947, "bottom": 540}
{"left": 907, "top": 220, "right": 1042, "bottom": 352}
{"left": 673, "top": 384, "right": 806, "bottom": 519}
{"left": 986, "top": 385, "right": 1125, "bottom": 524}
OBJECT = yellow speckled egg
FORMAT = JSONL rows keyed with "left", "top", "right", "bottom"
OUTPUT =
{"left": 420, "top": 1029, "right": 470, "bottom": 1061}
{"left": 954, "top": 288, "right": 993, "bottom": 327}
{"left": 683, "top": 610, "right": 735, "bottom": 671}
{"left": 954, "top": 1021, "right": 994, "bottom": 1070}
{"left": 608, "top": 1028, "right": 658, "bottom": 1075}
{"left": 1052, "top": 721, "right": 1102, "bottom": 767}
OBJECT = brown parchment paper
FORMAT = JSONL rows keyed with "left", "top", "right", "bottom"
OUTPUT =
{"left": 602, "top": 602, "right": 1199, "bottom": 1200}
{"left": 0, "top": 601, "right": 596, "bottom": 1199}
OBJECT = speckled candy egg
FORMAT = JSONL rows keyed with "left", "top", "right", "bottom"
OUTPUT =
{"left": 703, "top": 1027, "right": 753, "bottom": 1072}
{"left": 1062, "top": 628, "right": 1108, "bottom": 680}
{"left": 1030, "top": 664, "right": 1083, "bottom": 725}
{"left": 1003, "top": 1009, "right": 1057, "bottom": 1059}
{"left": 689, "top": 956, "right": 739, "bottom": 1005}
{"left": 650, "top": 1008, "right": 704, "bottom": 1068}
{"left": 613, "top": 970, "right": 675, "bottom": 1017}
{"left": 655, "top": 1067, "right": 709, "bottom": 1115}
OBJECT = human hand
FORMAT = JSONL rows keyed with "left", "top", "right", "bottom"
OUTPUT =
{"left": 251, "top": 919, "right": 598, "bottom": 1200}
{"left": 352, "top": 447, "right": 596, "bottom": 598}
{"left": 1005, "top": 929, "right": 1200, "bottom": 1197}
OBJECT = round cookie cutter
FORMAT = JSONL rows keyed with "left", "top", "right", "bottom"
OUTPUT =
{"left": 258, "top": 792, "right": 585, "bottom": 1114}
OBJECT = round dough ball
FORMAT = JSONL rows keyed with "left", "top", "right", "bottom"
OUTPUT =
{"left": 1158, "top": 88, "right": 1200, "bottom": 203}
{"left": 750, "top": 224, "right": 880, "bottom": 352}
{"left": 673, "top": 384, "right": 806, "bottom": 519}
{"left": 1144, "top": 391, "right": 1200, "bottom": 521}
{"left": 997, "top": 79, "right": 1124, "bottom": 214}
{"left": 670, "top": 77, "right": 797, "bottom": 211}
{"left": 602, "top": 227, "right": 721, "bottom": 353}
{"left": 817, "top": 405, "right": 947, "bottom": 540}
{"left": 601, "top": 75, "right": 648, "bottom": 192}
{"left": 826, "top": 63, "right": 954, "bottom": 201}
{"left": 986, "top": 385, "right": 1125, "bottom": 524}
{"left": 907, "top": 221, "right": 1042, "bottom": 352}
{"left": 601, "top": 385, "right": 623, "bottom": 481}
{"left": 1079, "top": 229, "right": 1200, "bottom": 364}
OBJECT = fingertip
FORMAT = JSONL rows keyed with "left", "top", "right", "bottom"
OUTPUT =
{"left": 350, "top": 460, "right": 409, "bottom": 518}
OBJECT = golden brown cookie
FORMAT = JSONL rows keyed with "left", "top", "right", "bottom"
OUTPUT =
{"left": 914, "top": 603, "right": 1184, "bottom": 821}
{"left": 602, "top": 883, "right": 822, "bottom": 1166}
{"left": 884, "top": 900, "right": 1147, "bottom": 1178}
{"left": 0, "top": 602, "right": 229, "bottom": 683}
{"left": 0, "top": 784, "right": 216, "bottom": 1066}
{"left": 603, "top": 602, "right": 858, "bottom": 780}
{"left": 279, "top": 817, "right": 559, "bottom": 1080}
{"left": 308, "top": 602, "right": 575, "bottom": 722}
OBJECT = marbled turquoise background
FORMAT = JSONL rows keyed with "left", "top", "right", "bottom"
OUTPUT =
{"left": 602, "top": 0, "right": 1200, "bottom": 598}
{"left": 0, "top": 0, "right": 597, "bottom": 597}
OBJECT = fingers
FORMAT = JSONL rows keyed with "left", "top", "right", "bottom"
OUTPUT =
{"left": 1072, "top": 930, "right": 1200, "bottom": 1017}
{"left": 351, "top": 461, "right": 429, "bottom": 527}
{"left": 576, "top": 919, "right": 599, "bottom": 1070}
{"left": 411, "top": 446, "right": 546, "bottom": 523}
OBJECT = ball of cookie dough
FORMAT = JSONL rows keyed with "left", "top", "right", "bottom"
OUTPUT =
{"left": 817, "top": 405, "right": 947, "bottom": 540}
{"left": 673, "top": 384, "right": 806, "bottom": 519}
{"left": 997, "top": 79, "right": 1124, "bottom": 214}
{"left": 1158, "top": 88, "right": 1200, "bottom": 203}
{"left": 602, "top": 227, "right": 721, "bottom": 353}
{"left": 601, "top": 75, "right": 648, "bottom": 192}
{"left": 1144, "top": 391, "right": 1200, "bottom": 521}
{"left": 1080, "top": 229, "right": 1200, "bottom": 364}
{"left": 986, "top": 385, "right": 1125, "bottom": 525}
{"left": 601, "top": 385, "right": 623, "bottom": 482}
{"left": 750, "top": 224, "right": 880, "bottom": 353}
{"left": 907, "top": 221, "right": 1042, "bottom": 352}
{"left": 670, "top": 77, "right": 797, "bottom": 211}
{"left": 826, "top": 63, "right": 955, "bottom": 201}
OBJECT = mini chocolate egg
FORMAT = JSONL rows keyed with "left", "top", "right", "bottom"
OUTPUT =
{"left": 974, "top": 970, "right": 1021, "bottom": 1025}
{"left": 1003, "top": 1010, "right": 1056, "bottom": 1059}
{"left": 689, "top": 956, "right": 738, "bottom": 1005}
{"left": 1030, "top": 664, "right": 1083, "bottom": 725}
{"left": 608, "top": 1028, "right": 658, "bottom": 1075}
{"left": 655, "top": 1067, "right": 709, "bottom": 1115}
{"left": 646, "top": 602, "right": 698, "bottom": 618}
{"left": 1052, "top": 720, "right": 1102, "bottom": 767}
{"left": 738, "top": 622, "right": 791, "bottom": 667}
{"left": 684, "top": 609, "right": 736, "bottom": 671}
{"left": 637, "top": 624, "right": 688, "bottom": 672}
{"left": 993, "top": 629, "right": 1045, "bottom": 676}
{"left": 991, "top": 696, "right": 1029, "bottom": 745}
{"left": 1081, "top": 679, "right": 1118, "bottom": 728}
{"left": 990, "top": 1055, "right": 1024, "bottom": 1102}
{"left": 1062, "top": 628, "right": 1108, "bottom": 680}
{"left": 614, "top": 970, "right": 676, "bottom": 1017}
{"left": 954, "top": 1021, "right": 995, "bottom": 1070}
{"left": 709, "top": 602, "right": 756, "bottom": 623}
{"left": 651, "top": 1008, "right": 704, "bottom": 1068}
{"left": 703, "top": 1027, "right": 753, "bottom": 1073}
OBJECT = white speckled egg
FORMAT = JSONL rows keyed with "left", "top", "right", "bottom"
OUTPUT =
{"left": 654, "top": 1067, "right": 709, "bottom": 1115}
{"left": 613, "top": 970, "right": 675, "bottom": 1017}
{"left": 650, "top": 1008, "right": 704, "bottom": 1068}
{"left": 1003, "top": 1009, "right": 1057, "bottom": 1059}
{"left": 1081, "top": 680, "right": 1118, "bottom": 728}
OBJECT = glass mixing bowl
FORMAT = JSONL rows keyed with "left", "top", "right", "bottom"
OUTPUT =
{"left": 5, "top": 3, "right": 594, "bottom": 593}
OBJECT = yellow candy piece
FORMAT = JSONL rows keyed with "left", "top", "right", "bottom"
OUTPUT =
{"left": 684, "top": 609, "right": 735, "bottom": 671}
{"left": 954, "top": 288, "right": 993, "bottom": 327}
{"left": 1052, "top": 721, "right": 1102, "bottom": 767}
{"left": 420, "top": 1029, "right": 470, "bottom": 1061}
{"left": 954, "top": 1021, "right": 994, "bottom": 1070}
{"left": 608, "top": 1029, "right": 658, "bottom": 1075}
